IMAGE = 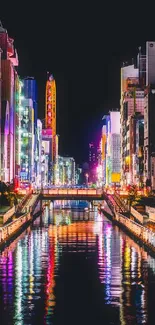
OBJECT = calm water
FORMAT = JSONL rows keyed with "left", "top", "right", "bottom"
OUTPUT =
{"left": 1, "top": 206, "right": 155, "bottom": 325}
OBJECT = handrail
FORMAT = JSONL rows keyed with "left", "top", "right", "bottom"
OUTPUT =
{"left": 41, "top": 188, "right": 103, "bottom": 196}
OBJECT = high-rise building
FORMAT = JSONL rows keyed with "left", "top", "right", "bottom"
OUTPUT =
{"left": 36, "top": 119, "right": 42, "bottom": 188}
{"left": 120, "top": 62, "right": 144, "bottom": 186}
{"left": 41, "top": 128, "right": 52, "bottom": 186}
{"left": 89, "top": 142, "right": 98, "bottom": 183}
{"left": 0, "top": 23, "right": 18, "bottom": 184}
{"left": 144, "top": 42, "right": 155, "bottom": 189}
{"left": 0, "top": 47, "right": 2, "bottom": 180}
{"left": 101, "top": 111, "right": 121, "bottom": 186}
{"left": 23, "top": 77, "right": 38, "bottom": 183}
{"left": 14, "top": 77, "right": 23, "bottom": 189}
{"left": 75, "top": 165, "right": 82, "bottom": 185}
{"left": 20, "top": 99, "right": 35, "bottom": 183}
{"left": 101, "top": 122, "right": 107, "bottom": 185}
{"left": 135, "top": 117, "right": 144, "bottom": 187}
{"left": 23, "top": 77, "right": 37, "bottom": 128}
{"left": 58, "top": 156, "right": 75, "bottom": 186}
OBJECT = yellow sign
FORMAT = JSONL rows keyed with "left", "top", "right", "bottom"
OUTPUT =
{"left": 111, "top": 173, "right": 121, "bottom": 183}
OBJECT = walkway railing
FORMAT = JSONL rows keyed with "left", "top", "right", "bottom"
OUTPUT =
{"left": 42, "top": 188, "right": 103, "bottom": 196}
{"left": 0, "top": 212, "right": 31, "bottom": 244}
{"left": 115, "top": 212, "right": 155, "bottom": 250}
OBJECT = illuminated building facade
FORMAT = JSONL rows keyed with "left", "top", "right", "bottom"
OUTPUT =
{"left": 58, "top": 156, "right": 75, "bottom": 185}
{"left": 75, "top": 165, "right": 82, "bottom": 185}
{"left": 45, "top": 74, "right": 57, "bottom": 183}
{"left": 35, "top": 119, "right": 42, "bottom": 188}
{"left": 89, "top": 142, "right": 97, "bottom": 166}
{"left": 120, "top": 62, "right": 144, "bottom": 186}
{"left": 23, "top": 77, "right": 37, "bottom": 128}
{"left": 101, "top": 119, "right": 108, "bottom": 185}
{"left": 0, "top": 47, "right": 2, "bottom": 179}
{"left": 135, "top": 117, "right": 144, "bottom": 186}
{"left": 101, "top": 111, "right": 121, "bottom": 186}
{"left": 23, "top": 77, "right": 38, "bottom": 182}
{"left": 96, "top": 140, "right": 102, "bottom": 186}
{"left": 41, "top": 129, "right": 52, "bottom": 186}
{"left": 14, "top": 77, "right": 23, "bottom": 188}
{"left": 20, "top": 99, "right": 34, "bottom": 183}
{"left": 144, "top": 42, "right": 155, "bottom": 189}
{"left": 0, "top": 23, "right": 19, "bottom": 184}
{"left": 120, "top": 42, "right": 155, "bottom": 189}
{"left": 52, "top": 134, "right": 59, "bottom": 185}
{"left": 89, "top": 142, "right": 98, "bottom": 183}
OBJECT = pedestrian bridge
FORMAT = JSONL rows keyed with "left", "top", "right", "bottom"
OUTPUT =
{"left": 41, "top": 188, "right": 104, "bottom": 201}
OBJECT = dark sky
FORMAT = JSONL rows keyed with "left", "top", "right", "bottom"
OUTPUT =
{"left": 1, "top": 2, "right": 155, "bottom": 164}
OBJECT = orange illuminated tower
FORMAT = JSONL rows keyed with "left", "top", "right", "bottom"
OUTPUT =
{"left": 45, "top": 73, "right": 58, "bottom": 184}
{"left": 45, "top": 74, "right": 56, "bottom": 162}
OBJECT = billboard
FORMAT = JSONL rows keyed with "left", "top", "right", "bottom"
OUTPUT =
{"left": 42, "top": 128, "right": 52, "bottom": 137}
{"left": 111, "top": 173, "right": 121, "bottom": 183}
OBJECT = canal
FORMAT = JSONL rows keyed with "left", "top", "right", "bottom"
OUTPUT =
{"left": 1, "top": 205, "right": 155, "bottom": 325}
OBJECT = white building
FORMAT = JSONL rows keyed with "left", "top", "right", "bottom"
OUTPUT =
{"left": 20, "top": 98, "right": 35, "bottom": 183}
{"left": 35, "top": 119, "right": 42, "bottom": 187}
{"left": 102, "top": 111, "right": 121, "bottom": 186}
{"left": 58, "top": 156, "right": 75, "bottom": 186}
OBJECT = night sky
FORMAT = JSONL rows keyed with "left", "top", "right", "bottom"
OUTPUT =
{"left": 1, "top": 3, "right": 155, "bottom": 163}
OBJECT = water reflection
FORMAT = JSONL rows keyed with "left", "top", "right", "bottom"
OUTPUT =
{"left": 0, "top": 207, "right": 155, "bottom": 324}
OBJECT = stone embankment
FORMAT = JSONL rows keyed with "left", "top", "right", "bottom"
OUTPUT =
{"left": 0, "top": 193, "right": 42, "bottom": 248}
{"left": 101, "top": 194, "right": 155, "bottom": 255}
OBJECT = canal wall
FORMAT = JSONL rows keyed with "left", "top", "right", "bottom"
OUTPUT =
{"left": 101, "top": 203, "right": 155, "bottom": 255}
{"left": 0, "top": 206, "right": 15, "bottom": 225}
{"left": 0, "top": 194, "right": 42, "bottom": 249}
{"left": 115, "top": 212, "right": 155, "bottom": 252}
{"left": 0, "top": 212, "right": 31, "bottom": 247}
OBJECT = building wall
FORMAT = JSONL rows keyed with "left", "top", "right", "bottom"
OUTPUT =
{"left": 144, "top": 42, "right": 155, "bottom": 187}
{"left": 101, "top": 112, "right": 120, "bottom": 186}
{"left": 14, "top": 77, "right": 22, "bottom": 188}
{"left": 58, "top": 156, "right": 75, "bottom": 185}
{"left": 146, "top": 42, "right": 155, "bottom": 85}
{"left": 41, "top": 129, "right": 52, "bottom": 185}
{"left": 101, "top": 124, "right": 107, "bottom": 185}
{"left": 20, "top": 99, "right": 34, "bottom": 183}
{"left": 120, "top": 62, "right": 145, "bottom": 186}
{"left": 36, "top": 119, "right": 42, "bottom": 187}
{"left": 0, "top": 26, "right": 18, "bottom": 185}
{"left": 109, "top": 111, "right": 121, "bottom": 185}
{"left": 0, "top": 48, "right": 1, "bottom": 179}
{"left": 136, "top": 118, "right": 144, "bottom": 186}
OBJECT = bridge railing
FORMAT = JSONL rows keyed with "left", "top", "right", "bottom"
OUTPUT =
{"left": 42, "top": 188, "right": 103, "bottom": 196}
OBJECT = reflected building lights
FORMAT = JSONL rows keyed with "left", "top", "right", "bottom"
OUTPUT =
{"left": 119, "top": 233, "right": 148, "bottom": 324}
{"left": 0, "top": 208, "right": 154, "bottom": 325}
{"left": 104, "top": 224, "right": 112, "bottom": 303}
{"left": 14, "top": 243, "right": 23, "bottom": 325}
